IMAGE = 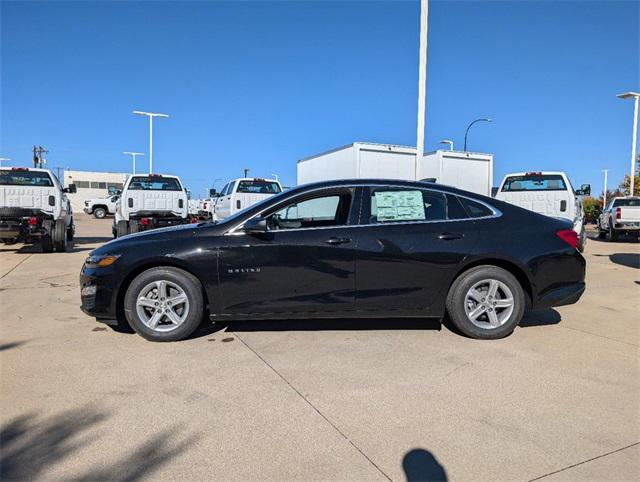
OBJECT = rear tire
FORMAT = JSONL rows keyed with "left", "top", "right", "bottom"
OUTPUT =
{"left": 129, "top": 220, "right": 139, "bottom": 234}
{"left": 597, "top": 221, "right": 606, "bottom": 239}
{"left": 607, "top": 225, "right": 618, "bottom": 242}
{"left": 94, "top": 207, "right": 107, "bottom": 219}
{"left": 446, "top": 265, "right": 525, "bottom": 340}
{"left": 41, "top": 236, "right": 54, "bottom": 253}
{"left": 53, "top": 220, "right": 67, "bottom": 252}
{"left": 124, "top": 267, "right": 204, "bottom": 342}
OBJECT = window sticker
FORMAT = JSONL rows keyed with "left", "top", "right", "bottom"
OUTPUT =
{"left": 374, "top": 190, "right": 425, "bottom": 222}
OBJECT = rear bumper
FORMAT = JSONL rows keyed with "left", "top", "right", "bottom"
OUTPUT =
{"left": 537, "top": 282, "right": 585, "bottom": 309}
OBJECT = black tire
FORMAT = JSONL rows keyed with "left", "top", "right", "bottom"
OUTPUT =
{"left": 1, "top": 238, "right": 18, "bottom": 245}
{"left": 67, "top": 217, "right": 74, "bottom": 241}
{"left": 124, "top": 267, "right": 204, "bottom": 342}
{"left": 577, "top": 228, "right": 586, "bottom": 253}
{"left": 116, "top": 221, "right": 128, "bottom": 238}
{"left": 53, "top": 220, "right": 67, "bottom": 252}
{"left": 94, "top": 207, "right": 107, "bottom": 219}
{"left": 41, "top": 235, "right": 54, "bottom": 253}
{"left": 129, "top": 220, "right": 139, "bottom": 234}
{"left": 446, "top": 265, "right": 525, "bottom": 340}
{"left": 607, "top": 225, "right": 618, "bottom": 242}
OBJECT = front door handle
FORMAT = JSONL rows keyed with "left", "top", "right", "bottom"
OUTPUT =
{"left": 324, "top": 237, "right": 352, "bottom": 245}
{"left": 437, "top": 232, "right": 464, "bottom": 241}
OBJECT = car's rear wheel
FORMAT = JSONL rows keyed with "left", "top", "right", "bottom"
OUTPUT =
{"left": 597, "top": 221, "right": 606, "bottom": 239}
{"left": 124, "top": 267, "right": 204, "bottom": 342}
{"left": 607, "top": 225, "right": 618, "bottom": 242}
{"left": 53, "top": 220, "right": 67, "bottom": 252}
{"left": 116, "top": 221, "right": 128, "bottom": 238}
{"left": 94, "top": 207, "right": 107, "bottom": 219}
{"left": 446, "top": 265, "right": 525, "bottom": 339}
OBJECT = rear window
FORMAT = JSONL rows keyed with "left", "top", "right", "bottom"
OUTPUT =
{"left": 501, "top": 174, "right": 567, "bottom": 192}
{"left": 612, "top": 198, "right": 640, "bottom": 207}
{"left": 128, "top": 176, "right": 182, "bottom": 191}
{"left": 236, "top": 180, "right": 281, "bottom": 194}
{"left": 0, "top": 170, "right": 53, "bottom": 187}
{"left": 459, "top": 197, "right": 495, "bottom": 218}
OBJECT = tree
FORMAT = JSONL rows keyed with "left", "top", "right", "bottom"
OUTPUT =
{"left": 618, "top": 158, "right": 640, "bottom": 196}
{"left": 582, "top": 196, "right": 602, "bottom": 224}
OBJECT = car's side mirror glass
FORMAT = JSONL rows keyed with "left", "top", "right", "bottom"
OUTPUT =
{"left": 209, "top": 188, "right": 218, "bottom": 198}
{"left": 576, "top": 184, "right": 591, "bottom": 196}
{"left": 65, "top": 184, "right": 77, "bottom": 193}
{"left": 243, "top": 217, "right": 268, "bottom": 234}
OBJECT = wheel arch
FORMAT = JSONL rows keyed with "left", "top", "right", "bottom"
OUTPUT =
{"left": 450, "top": 257, "right": 534, "bottom": 308}
{"left": 115, "top": 259, "right": 210, "bottom": 323}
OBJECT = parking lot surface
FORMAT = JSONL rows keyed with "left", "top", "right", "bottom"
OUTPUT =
{"left": 1, "top": 215, "right": 638, "bottom": 481}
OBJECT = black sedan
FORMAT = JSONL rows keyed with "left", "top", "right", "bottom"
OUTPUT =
{"left": 80, "top": 179, "right": 585, "bottom": 342}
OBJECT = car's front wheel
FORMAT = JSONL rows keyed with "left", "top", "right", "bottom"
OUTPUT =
{"left": 94, "top": 207, "right": 107, "bottom": 219}
{"left": 446, "top": 265, "right": 525, "bottom": 339}
{"left": 124, "top": 266, "right": 204, "bottom": 342}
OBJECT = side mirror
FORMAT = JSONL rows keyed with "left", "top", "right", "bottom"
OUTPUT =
{"left": 243, "top": 217, "right": 268, "bottom": 234}
{"left": 576, "top": 184, "right": 591, "bottom": 196}
{"left": 64, "top": 184, "right": 77, "bottom": 193}
{"left": 209, "top": 188, "right": 218, "bottom": 198}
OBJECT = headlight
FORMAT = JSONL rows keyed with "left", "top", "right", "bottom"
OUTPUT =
{"left": 85, "top": 254, "right": 121, "bottom": 268}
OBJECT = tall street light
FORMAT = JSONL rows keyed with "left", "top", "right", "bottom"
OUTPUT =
{"left": 123, "top": 152, "right": 144, "bottom": 175}
{"left": 415, "top": 0, "right": 429, "bottom": 179}
{"left": 439, "top": 140, "right": 454, "bottom": 151}
{"left": 617, "top": 91, "right": 639, "bottom": 196}
{"left": 133, "top": 111, "right": 169, "bottom": 174}
{"left": 464, "top": 118, "right": 492, "bottom": 152}
{"left": 602, "top": 169, "right": 609, "bottom": 207}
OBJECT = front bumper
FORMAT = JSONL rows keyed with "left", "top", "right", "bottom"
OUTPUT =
{"left": 79, "top": 266, "right": 120, "bottom": 318}
{"left": 83, "top": 207, "right": 92, "bottom": 214}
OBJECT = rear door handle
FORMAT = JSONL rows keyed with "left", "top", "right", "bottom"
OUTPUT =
{"left": 324, "top": 237, "right": 351, "bottom": 245}
{"left": 437, "top": 232, "right": 464, "bottom": 240}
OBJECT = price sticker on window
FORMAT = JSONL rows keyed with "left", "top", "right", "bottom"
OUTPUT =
{"left": 374, "top": 190, "right": 425, "bottom": 222}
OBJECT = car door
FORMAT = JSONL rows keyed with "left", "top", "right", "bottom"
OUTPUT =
{"left": 216, "top": 187, "right": 358, "bottom": 315}
{"left": 354, "top": 186, "right": 479, "bottom": 314}
{"left": 215, "top": 182, "right": 232, "bottom": 219}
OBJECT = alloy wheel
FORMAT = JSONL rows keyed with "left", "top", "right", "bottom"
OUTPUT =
{"left": 135, "top": 280, "right": 190, "bottom": 332}
{"left": 464, "top": 278, "right": 515, "bottom": 329}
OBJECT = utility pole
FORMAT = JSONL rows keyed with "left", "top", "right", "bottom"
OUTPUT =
{"left": 617, "top": 92, "right": 639, "bottom": 196}
{"left": 602, "top": 169, "right": 609, "bottom": 207}
{"left": 133, "top": 111, "right": 169, "bottom": 174}
{"left": 32, "top": 145, "right": 48, "bottom": 168}
{"left": 124, "top": 152, "right": 144, "bottom": 175}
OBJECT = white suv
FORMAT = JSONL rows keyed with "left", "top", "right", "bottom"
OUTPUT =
{"left": 114, "top": 173, "right": 188, "bottom": 237}
{"left": 213, "top": 178, "right": 282, "bottom": 220}
{"left": 0, "top": 167, "right": 75, "bottom": 252}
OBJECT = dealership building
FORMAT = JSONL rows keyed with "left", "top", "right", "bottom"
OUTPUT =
{"left": 63, "top": 170, "right": 130, "bottom": 210}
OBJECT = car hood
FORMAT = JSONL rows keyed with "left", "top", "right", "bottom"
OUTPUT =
{"left": 91, "top": 223, "right": 207, "bottom": 255}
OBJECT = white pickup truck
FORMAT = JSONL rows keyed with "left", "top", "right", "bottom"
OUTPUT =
{"left": 113, "top": 173, "right": 189, "bottom": 238}
{"left": 212, "top": 178, "right": 282, "bottom": 220}
{"left": 597, "top": 196, "right": 640, "bottom": 241}
{"left": 0, "top": 167, "right": 75, "bottom": 252}
{"left": 495, "top": 171, "right": 590, "bottom": 252}
{"left": 84, "top": 194, "right": 119, "bottom": 218}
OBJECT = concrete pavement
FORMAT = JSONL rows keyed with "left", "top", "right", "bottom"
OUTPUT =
{"left": 1, "top": 215, "right": 638, "bottom": 480}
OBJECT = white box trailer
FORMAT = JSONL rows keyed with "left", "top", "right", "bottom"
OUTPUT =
{"left": 297, "top": 142, "right": 493, "bottom": 196}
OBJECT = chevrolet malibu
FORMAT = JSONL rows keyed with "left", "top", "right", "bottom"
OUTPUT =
{"left": 80, "top": 179, "right": 586, "bottom": 342}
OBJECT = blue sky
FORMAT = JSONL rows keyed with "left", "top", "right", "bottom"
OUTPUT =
{"left": 1, "top": 0, "right": 638, "bottom": 197}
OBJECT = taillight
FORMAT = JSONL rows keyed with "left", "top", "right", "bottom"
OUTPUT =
{"left": 140, "top": 218, "right": 149, "bottom": 226}
{"left": 28, "top": 216, "right": 37, "bottom": 226}
{"left": 615, "top": 207, "right": 621, "bottom": 220}
{"left": 556, "top": 229, "right": 578, "bottom": 249}
{"left": 190, "top": 217, "right": 198, "bottom": 224}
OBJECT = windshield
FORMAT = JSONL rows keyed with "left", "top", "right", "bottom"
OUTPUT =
{"left": 0, "top": 170, "right": 53, "bottom": 187}
{"left": 128, "top": 176, "right": 182, "bottom": 191}
{"left": 501, "top": 174, "right": 567, "bottom": 192}
{"left": 613, "top": 198, "right": 640, "bottom": 207}
{"left": 236, "top": 180, "right": 281, "bottom": 194}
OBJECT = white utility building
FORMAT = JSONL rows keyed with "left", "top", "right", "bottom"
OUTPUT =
{"left": 63, "top": 170, "right": 129, "bottom": 210}
{"left": 297, "top": 142, "right": 493, "bottom": 196}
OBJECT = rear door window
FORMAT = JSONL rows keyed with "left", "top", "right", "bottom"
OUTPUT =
{"left": 0, "top": 170, "right": 53, "bottom": 187}
{"left": 458, "top": 197, "right": 495, "bottom": 218}
{"left": 365, "top": 188, "right": 468, "bottom": 224}
{"left": 501, "top": 174, "right": 567, "bottom": 192}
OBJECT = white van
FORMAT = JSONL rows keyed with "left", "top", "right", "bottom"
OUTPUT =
{"left": 213, "top": 178, "right": 282, "bottom": 220}
{"left": 495, "top": 172, "right": 590, "bottom": 251}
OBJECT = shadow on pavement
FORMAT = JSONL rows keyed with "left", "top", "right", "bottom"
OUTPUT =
{"left": 71, "top": 236, "right": 113, "bottom": 253}
{"left": 0, "top": 406, "right": 198, "bottom": 481}
{"left": 608, "top": 253, "right": 640, "bottom": 269}
{"left": 0, "top": 340, "right": 28, "bottom": 352}
{"left": 403, "top": 448, "right": 448, "bottom": 481}
{"left": 519, "top": 308, "right": 561, "bottom": 328}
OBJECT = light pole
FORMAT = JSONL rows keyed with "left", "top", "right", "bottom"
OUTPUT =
{"left": 617, "top": 92, "right": 639, "bottom": 196}
{"left": 133, "top": 111, "right": 169, "bottom": 174}
{"left": 464, "top": 118, "right": 492, "bottom": 152}
{"left": 415, "top": 0, "right": 429, "bottom": 179}
{"left": 602, "top": 169, "right": 609, "bottom": 207}
{"left": 123, "top": 152, "right": 144, "bottom": 175}
{"left": 439, "top": 140, "right": 454, "bottom": 151}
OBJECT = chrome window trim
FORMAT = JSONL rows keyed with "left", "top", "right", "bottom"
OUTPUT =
{"left": 225, "top": 183, "right": 502, "bottom": 235}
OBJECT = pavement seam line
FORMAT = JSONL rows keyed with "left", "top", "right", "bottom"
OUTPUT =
{"left": 558, "top": 324, "right": 639, "bottom": 348}
{"left": 528, "top": 441, "right": 640, "bottom": 481}
{"left": 233, "top": 333, "right": 392, "bottom": 481}
{"left": 0, "top": 254, "right": 33, "bottom": 280}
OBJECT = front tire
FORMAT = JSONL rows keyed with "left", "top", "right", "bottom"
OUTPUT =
{"left": 446, "top": 265, "right": 525, "bottom": 340}
{"left": 94, "top": 207, "right": 107, "bottom": 219}
{"left": 124, "top": 267, "right": 204, "bottom": 342}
